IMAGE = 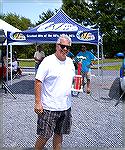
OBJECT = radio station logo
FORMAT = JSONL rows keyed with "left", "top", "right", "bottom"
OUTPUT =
{"left": 10, "top": 32, "right": 26, "bottom": 40}
{"left": 76, "top": 31, "right": 95, "bottom": 41}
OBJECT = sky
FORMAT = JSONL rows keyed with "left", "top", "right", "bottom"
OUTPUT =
{"left": 0, "top": 0, "right": 63, "bottom": 24}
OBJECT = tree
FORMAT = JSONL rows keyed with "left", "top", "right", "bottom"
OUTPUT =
{"left": 0, "top": 13, "right": 35, "bottom": 58}
{"left": 62, "top": 0, "right": 91, "bottom": 24}
{"left": 62, "top": 0, "right": 125, "bottom": 57}
{"left": 1, "top": 12, "right": 32, "bottom": 30}
{"left": 35, "top": 10, "right": 55, "bottom": 26}
{"left": 88, "top": 0, "right": 125, "bottom": 56}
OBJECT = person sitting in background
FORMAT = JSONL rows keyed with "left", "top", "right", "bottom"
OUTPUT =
{"left": 10, "top": 56, "right": 18, "bottom": 74}
{"left": 8, "top": 56, "right": 22, "bottom": 78}
{"left": 34, "top": 45, "right": 45, "bottom": 75}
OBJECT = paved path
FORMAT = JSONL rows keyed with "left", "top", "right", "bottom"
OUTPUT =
{"left": 1, "top": 71, "right": 125, "bottom": 150}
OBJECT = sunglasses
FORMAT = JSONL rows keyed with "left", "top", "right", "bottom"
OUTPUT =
{"left": 58, "top": 44, "right": 71, "bottom": 50}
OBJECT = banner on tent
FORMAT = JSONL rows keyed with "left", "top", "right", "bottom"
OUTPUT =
{"left": 7, "top": 30, "right": 98, "bottom": 45}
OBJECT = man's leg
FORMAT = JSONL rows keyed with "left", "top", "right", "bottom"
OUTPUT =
{"left": 86, "top": 79, "right": 90, "bottom": 93}
{"left": 35, "top": 135, "right": 48, "bottom": 150}
{"left": 35, "top": 109, "right": 52, "bottom": 150}
{"left": 82, "top": 72, "right": 86, "bottom": 91}
{"left": 53, "top": 133, "right": 63, "bottom": 150}
{"left": 86, "top": 72, "right": 91, "bottom": 94}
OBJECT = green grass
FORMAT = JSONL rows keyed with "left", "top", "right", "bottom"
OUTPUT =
{"left": 102, "top": 65, "right": 121, "bottom": 70}
{"left": 18, "top": 58, "right": 122, "bottom": 70}
{"left": 95, "top": 58, "right": 122, "bottom": 70}
{"left": 95, "top": 58, "right": 122, "bottom": 64}
{"left": 103, "top": 58, "right": 122, "bottom": 63}
{"left": 19, "top": 61, "right": 35, "bottom": 67}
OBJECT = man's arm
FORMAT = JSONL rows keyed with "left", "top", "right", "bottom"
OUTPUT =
{"left": 34, "top": 79, "right": 43, "bottom": 114}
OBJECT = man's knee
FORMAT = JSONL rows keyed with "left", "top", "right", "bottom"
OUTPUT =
{"left": 86, "top": 72, "right": 91, "bottom": 80}
{"left": 35, "top": 135, "right": 49, "bottom": 150}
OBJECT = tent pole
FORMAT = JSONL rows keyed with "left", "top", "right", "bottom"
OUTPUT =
{"left": 97, "top": 28, "right": 100, "bottom": 99}
{"left": 6, "top": 44, "right": 9, "bottom": 84}
{"left": 101, "top": 36, "right": 104, "bottom": 85}
{"left": 35, "top": 42, "right": 38, "bottom": 51}
{"left": 10, "top": 45, "right": 12, "bottom": 85}
{"left": 97, "top": 28, "right": 100, "bottom": 76}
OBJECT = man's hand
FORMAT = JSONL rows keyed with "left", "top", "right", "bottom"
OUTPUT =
{"left": 34, "top": 102, "right": 43, "bottom": 114}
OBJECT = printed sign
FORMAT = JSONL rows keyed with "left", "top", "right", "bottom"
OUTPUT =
{"left": 10, "top": 32, "right": 26, "bottom": 40}
{"left": 37, "top": 22, "right": 78, "bottom": 31}
{"left": 76, "top": 31, "right": 95, "bottom": 41}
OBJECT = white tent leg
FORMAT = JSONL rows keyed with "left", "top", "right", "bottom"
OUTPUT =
{"left": 101, "top": 42, "right": 104, "bottom": 85}
{"left": 10, "top": 45, "right": 12, "bottom": 85}
{"left": 6, "top": 44, "right": 9, "bottom": 84}
{"left": 97, "top": 28, "right": 101, "bottom": 99}
{"left": 97, "top": 44, "right": 101, "bottom": 99}
{"left": 97, "top": 44, "right": 100, "bottom": 76}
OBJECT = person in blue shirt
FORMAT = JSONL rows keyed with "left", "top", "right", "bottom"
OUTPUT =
{"left": 75, "top": 45, "right": 97, "bottom": 94}
{"left": 67, "top": 51, "right": 74, "bottom": 59}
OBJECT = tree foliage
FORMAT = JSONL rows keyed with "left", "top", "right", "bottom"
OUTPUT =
{"left": 0, "top": 13, "right": 34, "bottom": 58}
{"left": 62, "top": 0, "right": 125, "bottom": 57}
{"left": 1, "top": 12, "right": 32, "bottom": 30}
{"left": 0, "top": 1, "right": 125, "bottom": 58}
{"left": 35, "top": 10, "right": 55, "bottom": 26}
{"left": 88, "top": 0, "right": 125, "bottom": 57}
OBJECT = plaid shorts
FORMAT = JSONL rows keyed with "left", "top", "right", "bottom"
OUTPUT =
{"left": 37, "top": 107, "right": 72, "bottom": 139}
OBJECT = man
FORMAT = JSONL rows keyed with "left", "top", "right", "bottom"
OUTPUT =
{"left": 34, "top": 34, "right": 75, "bottom": 150}
{"left": 34, "top": 45, "right": 45, "bottom": 75}
{"left": 75, "top": 45, "right": 97, "bottom": 94}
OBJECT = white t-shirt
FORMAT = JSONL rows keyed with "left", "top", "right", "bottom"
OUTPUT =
{"left": 12, "top": 61, "right": 18, "bottom": 71}
{"left": 35, "top": 54, "right": 75, "bottom": 111}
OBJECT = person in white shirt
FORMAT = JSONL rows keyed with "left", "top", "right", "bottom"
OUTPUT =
{"left": 8, "top": 56, "right": 18, "bottom": 76}
{"left": 34, "top": 34, "right": 75, "bottom": 150}
{"left": 12, "top": 57, "right": 18, "bottom": 72}
{"left": 34, "top": 45, "right": 45, "bottom": 75}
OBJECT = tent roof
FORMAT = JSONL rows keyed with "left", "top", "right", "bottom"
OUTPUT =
{"left": 26, "top": 9, "right": 94, "bottom": 32}
{"left": 0, "top": 19, "right": 21, "bottom": 33}
{"left": 7, "top": 9, "right": 99, "bottom": 45}
{"left": 0, "top": 19, "right": 31, "bottom": 45}
{"left": 0, "top": 19, "right": 21, "bottom": 45}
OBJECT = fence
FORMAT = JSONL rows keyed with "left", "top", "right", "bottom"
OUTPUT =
{"left": 17, "top": 59, "right": 35, "bottom": 74}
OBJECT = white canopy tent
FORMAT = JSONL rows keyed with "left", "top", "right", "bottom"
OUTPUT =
{"left": 0, "top": 19, "right": 22, "bottom": 84}
{"left": 0, "top": 19, "right": 21, "bottom": 45}
{"left": 0, "top": 19, "right": 33, "bottom": 84}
